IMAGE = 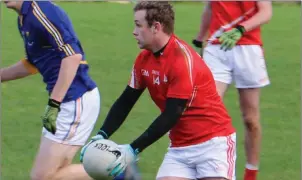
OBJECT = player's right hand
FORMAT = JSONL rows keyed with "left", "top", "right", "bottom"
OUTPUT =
{"left": 80, "top": 133, "right": 104, "bottom": 162}
{"left": 107, "top": 144, "right": 138, "bottom": 178}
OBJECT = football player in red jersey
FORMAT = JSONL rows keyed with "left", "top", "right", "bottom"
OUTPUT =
{"left": 193, "top": 2, "right": 272, "bottom": 180}
{"left": 82, "top": 1, "right": 236, "bottom": 180}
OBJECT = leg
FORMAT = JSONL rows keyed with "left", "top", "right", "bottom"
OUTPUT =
{"left": 56, "top": 165, "right": 92, "bottom": 180}
{"left": 30, "top": 137, "right": 92, "bottom": 180}
{"left": 232, "top": 45, "right": 270, "bottom": 180}
{"left": 196, "top": 133, "right": 237, "bottom": 180}
{"left": 199, "top": 178, "right": 228, "bottom": 180}
{"left": 215, "top": 81, "right": 229, "bottom": 99}
{"left": 31, "top": 88, "right": 101, "bottom": 180}
{"left": 158, "top": 177, "right": 191, "bottom": 180}
{"left": 202, "top": 44, "right": 233, "bottom": 99}
{"left": 156, "top": 148, "right": 196, "bottom": 180}
{"left": 238, "top": 88, "right": 261, "bottom": 180}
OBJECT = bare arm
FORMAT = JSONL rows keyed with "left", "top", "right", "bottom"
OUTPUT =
{"left": 50, "top": 54, "right": 82, "bottom": 102}
{"left": 196, "top": 2, "right": 212, "bottom": 41}
{"left": 240, "top": 1, "right": 272, "bottom": 32}
{"left": 0, "top": 59, "right": 38, "bottom": 82}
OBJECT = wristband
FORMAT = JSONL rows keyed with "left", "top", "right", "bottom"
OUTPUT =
{"left": 98, "top": 130, "right": 108, "bottom": 139}
{"left": 129, "top": 144, "right": 140, "bottom": 155}
{"left": 48, "top": 99, "right": 61, "bottom": 109}
{"left": 235, "top": 25, "right": 246, "bottom": 35}
{"left": 192, "top": 39, "right": 203, "bottom": 48}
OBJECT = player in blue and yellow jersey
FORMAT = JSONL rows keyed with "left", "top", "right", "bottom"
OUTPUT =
{"left": 2, "top": 1, "right": 100, "bottom": 180}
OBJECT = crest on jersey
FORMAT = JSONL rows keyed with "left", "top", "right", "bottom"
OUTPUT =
{"left": 163, "top": 75, "right": 168, "bottom": 83}
{"left": 141, "top": 69, "right": 149, "bottom": 77}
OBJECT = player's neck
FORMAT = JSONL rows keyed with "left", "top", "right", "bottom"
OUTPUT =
{"left": 14, "top": 2, "right": 24, "bottom": 15}
{"left": 151, "top": 34, "right": 171, "bottom": 53}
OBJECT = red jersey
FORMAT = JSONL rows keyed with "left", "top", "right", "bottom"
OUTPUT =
{"left": 208, "top": 1, "right": 262, "bottom": 45}
{"left": 129, "top": 35, "right": 235, "bottom": 147}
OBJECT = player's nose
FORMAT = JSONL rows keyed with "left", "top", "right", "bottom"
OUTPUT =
{"left": 132, "top": 28, "right": 139, "bottom": 36}
{"left": 132, "top": 31, "right": 137, "bottom": 36}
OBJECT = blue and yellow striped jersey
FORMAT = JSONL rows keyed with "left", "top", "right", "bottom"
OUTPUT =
{"left": 18, "top": 1, "right": 96, "bottom": 102}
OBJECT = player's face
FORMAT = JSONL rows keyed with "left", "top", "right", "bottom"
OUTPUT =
{"left": 133, "top": 10, "right": 154, "bottom": 50}
{"left": 3, "top": 1, "right": 22, "bottom": 9}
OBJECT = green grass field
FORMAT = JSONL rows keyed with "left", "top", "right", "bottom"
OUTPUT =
{"left": 1, "top": 2, "right": 300, "bottom": 180}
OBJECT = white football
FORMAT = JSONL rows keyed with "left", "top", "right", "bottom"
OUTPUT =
{"left": 82, "top": 139, "right": 122, "bottom": 180}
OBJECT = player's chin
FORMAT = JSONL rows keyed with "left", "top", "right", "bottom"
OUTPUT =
{"left": 137, "top": 44, "right": 145, "bottom": 49}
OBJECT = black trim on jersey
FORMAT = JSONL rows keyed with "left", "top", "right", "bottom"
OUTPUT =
{"left": 153, "top": 43, "right": 168, "bottom": 57}
{"left": 99, "top": 85, "right": 144, "bottom": 138}
{"left": 130, "top": 98, "right": 188, "bottom": 153}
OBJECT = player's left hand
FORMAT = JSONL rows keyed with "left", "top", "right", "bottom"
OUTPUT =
{"left": 114, "top": 160, "right": 141, "bottom": 180}
{"left": 41, "top": 99, "right": 61, "bottom": 134}
{"left": 107, "top": 144, "right": 139, "bottom": 178}
{"left": 218, "top": 25, "right": 245, "bottom": 51}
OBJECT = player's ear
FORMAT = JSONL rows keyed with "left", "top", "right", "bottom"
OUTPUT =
{"left": 151, "top": 26, "right": 155, "bottom": 33}
{"left": 152, "top": 22, "right": 161, "bottom": 33}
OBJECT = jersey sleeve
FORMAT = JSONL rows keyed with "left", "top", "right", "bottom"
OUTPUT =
{"left": 166, "top": 50, "right": 194, "bottom": 99}
{"left": 128, "top": 53, "right": 146, "bottom": 90}
{"left": 21, "top": 58, "right": 38, "bottom": 74}
{"left": 31, "top": 1, "right": 82, "bottom": 59}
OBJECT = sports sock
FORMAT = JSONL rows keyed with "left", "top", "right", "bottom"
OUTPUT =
{"left": 244, "top": 164, "right": 258, "bottom": 180}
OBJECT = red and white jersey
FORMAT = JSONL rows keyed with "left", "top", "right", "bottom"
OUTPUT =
{"left": 129, "top": 35, "right": 235, "bottom": 147}
{"left": 207, "top": 1, "right": 263, "bottom": 45}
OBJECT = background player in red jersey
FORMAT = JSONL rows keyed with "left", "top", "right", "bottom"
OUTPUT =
{"left": 82, "top": 1, "right": 236, "bottom": 180}
{"left": 192, "top": 2, "right": 272, "bottom": 180}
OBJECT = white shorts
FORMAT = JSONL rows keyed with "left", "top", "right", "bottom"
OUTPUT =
{"left": 203, "top": 44, "right": 270, "bottom": 88}
{"left": 156, "top": 133, "right": 236, "bottom": 180}
{"left": 42, "top": 88, "right": 101, "bottom": 146}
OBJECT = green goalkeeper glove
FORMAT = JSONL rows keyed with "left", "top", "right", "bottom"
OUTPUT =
{"left": 218, "top": 25, "right": 246, "bottom": 51}
{"left": 41, "top": 99, "right": 60, "bottom": 134}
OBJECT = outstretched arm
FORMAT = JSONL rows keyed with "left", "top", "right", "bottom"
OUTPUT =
{"left": 99, "top": 85, "right": 144, "bottom": 138}
{"left": 130, "top": 98, "right": 187, "bottom": 153}
{"left": 1, "top": 59, "right": 38, "bottom": 82}
{"left": 79, "top": 85, "right": 144, "bottom": 163}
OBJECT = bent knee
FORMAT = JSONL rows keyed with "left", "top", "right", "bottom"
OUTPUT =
{"left": 243, "top": 114, "right": 261, "bottom": 131}
{"left": 30, "top": 169, "right": 54, "bottom": 180}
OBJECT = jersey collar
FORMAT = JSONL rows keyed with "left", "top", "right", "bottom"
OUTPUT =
{"left": 153, "top": 44, "right": 167, "bottom": 57}
{"left": 153, "top": 34, "right": 175, "bottom": 58}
